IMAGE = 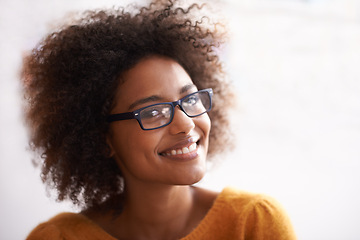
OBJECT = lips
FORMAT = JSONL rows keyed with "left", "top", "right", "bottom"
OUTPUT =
{"left": 159, "top": 137, "right": 199, "bottom": 158}
{"left": 162, "top": 142, "right": 197, "bottom": 156}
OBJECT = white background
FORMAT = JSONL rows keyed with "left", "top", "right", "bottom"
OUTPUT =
{"left": 1, "top": 0, "right": 359, "bottom": 239}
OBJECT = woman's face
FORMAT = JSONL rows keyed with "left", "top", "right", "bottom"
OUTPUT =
{"left": 107, "top": 56, "right": 211, "bottom": 187}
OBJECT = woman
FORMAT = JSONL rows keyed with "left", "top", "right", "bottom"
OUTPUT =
{"left": 23, "top": 0, "right": 296, "bottom": 239}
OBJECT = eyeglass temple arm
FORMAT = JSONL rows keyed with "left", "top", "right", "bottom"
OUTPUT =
{"left": 107, "top": 112, "right": 135, "bottom": 122}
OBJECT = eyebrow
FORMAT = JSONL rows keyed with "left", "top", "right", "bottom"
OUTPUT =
{"left": 180, "top": 83, "right": 196, "bottom": 94}
{"left": 128, "top": 83, "right": 197, "bottom": 110}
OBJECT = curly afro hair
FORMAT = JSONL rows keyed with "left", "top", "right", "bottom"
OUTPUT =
{"left": 22, "top": 0, "right": 234, "bottom": 210}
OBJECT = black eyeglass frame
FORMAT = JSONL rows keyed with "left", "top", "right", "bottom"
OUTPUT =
{"left": 107, "top": 88, "right": 213, "bottom": 130}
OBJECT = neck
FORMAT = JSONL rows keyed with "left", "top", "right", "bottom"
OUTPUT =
{"left": 83, "top": 182, "right": 219, "bottom": 240}
{"left": 125, "top": 183, "right": 194, "bottom": 223}
{"left": 110, "top": 183, "right": 197, "bottom": 240}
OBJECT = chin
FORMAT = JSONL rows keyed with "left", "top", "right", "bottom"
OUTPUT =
{"left": 175, "top": 166, "right": 207, "bottom": 186}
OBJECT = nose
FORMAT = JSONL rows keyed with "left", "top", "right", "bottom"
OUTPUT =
{"left": 169, "top": 106, "right": 195, "bottom": 135}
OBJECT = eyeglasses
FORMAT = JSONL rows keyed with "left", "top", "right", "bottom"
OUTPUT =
{"left": 107, "top": 88, "right": 213, "bottom": 130}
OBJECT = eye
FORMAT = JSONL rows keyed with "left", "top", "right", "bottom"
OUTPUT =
{"left": 142, "top": 108, "right": 161, "bottom": 119}
{"left": 140, "top": 104, "right": 172, "bottom": 121}
{"left": 150, "top": 109, "right": 160, "bottom": 116}
{"left": 183, "top": 95, "right": 199, "bottom": 106}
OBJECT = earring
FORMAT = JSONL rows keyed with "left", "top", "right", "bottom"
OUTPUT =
{"left": 117, "top": 175, "right": 125, "bottom": 194}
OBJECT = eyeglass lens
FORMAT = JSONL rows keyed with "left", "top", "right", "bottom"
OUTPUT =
{"left": 139, "top": 105, "right": 172, "bottom": 129}
{"left": 139, "top": 91, "right": 210, "bottom": 129}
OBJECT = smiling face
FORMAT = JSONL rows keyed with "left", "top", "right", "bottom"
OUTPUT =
{"left": 107, "top": 56, "right": 211, "bottom": 188}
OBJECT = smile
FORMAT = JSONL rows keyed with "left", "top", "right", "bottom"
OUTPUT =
{"left": 162, "top": 142, "right": 197, "bottom": 156}
{"left": 159, "top": 136, "right": 200, "bottom": 158}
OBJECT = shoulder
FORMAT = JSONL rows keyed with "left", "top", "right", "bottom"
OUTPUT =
{"left": 26, "top": 212, "right": 115, "bottom": 240}
{"left": 217, "top": 187, "right": 297, "bottom": 239}
{"left": 218, "top": 187, "right": 286, "bottom": 214}
{"left": 26, "top": 213, "right": 79, "bottom": 240}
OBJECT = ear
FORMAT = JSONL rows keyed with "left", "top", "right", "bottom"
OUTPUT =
{"left": 106, "top": 134, "right": 116, "bottom": 158}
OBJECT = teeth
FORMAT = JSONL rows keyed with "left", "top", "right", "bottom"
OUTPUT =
{"left": 182, "top": 147, "right": 189, "bottom": 154}
{"left": 165, "top": 142, "right": 197, "bottom": 156}
{"left": 189, "top": 143, "right": 196, "bottom": 152}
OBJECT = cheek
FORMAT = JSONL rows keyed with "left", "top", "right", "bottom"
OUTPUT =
{"left": 199, "top": 113, "right": 211, "bottom": 138}
{"left": 108, "top": 126, "right": 160, "bottom": 167}
{"left": 113, "top": 134, "right": 146, "bottom": 158}
{"left": 194, "top": 114, "right": 211, "bottom": 155}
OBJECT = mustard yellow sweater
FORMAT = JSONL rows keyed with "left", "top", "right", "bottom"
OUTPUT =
{"left": 27, "top": 187, "right": 297, "bottom": 240}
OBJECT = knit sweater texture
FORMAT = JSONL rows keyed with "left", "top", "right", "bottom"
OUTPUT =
{"left": 26, "top": 187, "right": 297, "bottom": 240}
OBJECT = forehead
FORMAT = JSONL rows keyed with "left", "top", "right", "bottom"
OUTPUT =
{"left": 114, "top": 56, "right": 194, "bottom": 107}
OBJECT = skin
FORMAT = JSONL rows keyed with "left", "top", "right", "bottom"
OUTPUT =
{"left": 84, "top": 55, "right": 218, "bottom": 240}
